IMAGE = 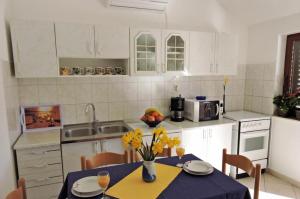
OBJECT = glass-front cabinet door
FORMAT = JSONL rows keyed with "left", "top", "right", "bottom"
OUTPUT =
{"left": 162, "top": 30, "right": 189, "bottom": 74}
{"left": 130, "top": 29, "right": 161, "bottom": 75}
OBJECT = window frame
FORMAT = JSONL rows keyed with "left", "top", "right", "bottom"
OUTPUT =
{"left": 283, "top": 33, "right": 300, "bottom": 95}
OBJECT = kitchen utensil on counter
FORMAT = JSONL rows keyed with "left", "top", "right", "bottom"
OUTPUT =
{"left": 85, "top": 67, "right": 95, "bottom": 75}
{"left": 72, "top": 67, "right": 81, "bottom": 75}
{"left": 105, "top": 67, "right": 113, "bottom": 75}
{"left": 95, "top": 67, "right": 105, "bottom": 75}
{"left": 170, "top": 95, "right": 185, "bottom": 122}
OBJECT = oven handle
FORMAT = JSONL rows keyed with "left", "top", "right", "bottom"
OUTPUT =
{"left": 215, "top": 104, "right": 219, "bottom": 116}
{"left": 240, "top": 130, "right": 269, "bottom": 138}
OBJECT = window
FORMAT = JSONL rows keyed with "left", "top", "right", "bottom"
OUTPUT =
{"left": 283, "top": 33, "right": 300, "bottom": 95}
{"left": 135, "top": 33, "right": 156, "bottom": 72}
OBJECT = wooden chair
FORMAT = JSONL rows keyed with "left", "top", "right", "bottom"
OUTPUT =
{"left": 131, "top": 147, "right": 172, "bottom": 162}
{"left": 222, "top": 148, "right": 261, "bottom": 199}
{"left": 6, "top": 178, "right": 26, "bottom": 199}
{"left": 81, "top": 151, "right": 129, "bottom": 170}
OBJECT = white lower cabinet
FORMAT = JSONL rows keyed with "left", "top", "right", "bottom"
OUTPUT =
{"left": 62, "top": 140, "right": 99, "bottom": 178}
{"left": 16, "top": 145, "right": 63, "bottom": 199}
{"left": 62, "top": 138, "right": 124, "bottom": 178}
{"left": 182, "top": 125, "right": 232, "bottom": 171}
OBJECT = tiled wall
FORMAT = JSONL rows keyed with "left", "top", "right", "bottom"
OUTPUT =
{"left": 244, "top": 63, "right": 276, "bottom": 115}
{"left": 18, "top": 64, "right": 246, "bottom": 125}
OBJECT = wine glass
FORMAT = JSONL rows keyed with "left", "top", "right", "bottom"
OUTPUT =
{"left": 97, "top": 171, "right": 110, "bottom": 199}
{"left": 176, "top": 147, "right": 185, "bottom": 167}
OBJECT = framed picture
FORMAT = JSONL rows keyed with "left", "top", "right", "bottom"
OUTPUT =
{"left": 20, "top": 104, "right": 63, "bottom": 132}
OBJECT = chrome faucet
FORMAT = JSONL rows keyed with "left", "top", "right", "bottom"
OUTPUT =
{"left": 85, "top": 103, "right": 97, "bottom": 124}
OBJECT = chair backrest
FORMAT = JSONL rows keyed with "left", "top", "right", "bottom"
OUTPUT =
{"left": 222, "top": 148, "right": 261, "bottom": 199}
{"left": 81, "top": 151, "right": 129, "bottom": 170}
{"left": 6, "top": 178, "right": 26, "bottom": 199}
{"left": 131, "top": 147, "right": 172, "bottom": 162}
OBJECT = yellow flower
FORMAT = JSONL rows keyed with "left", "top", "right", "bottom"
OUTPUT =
{"left": 122, "top": 131, "right": 134, "bottom": 148}
{"left": 152, "top": 141, "right": 163, "bottom": 154}
{"left": 173, "top": 137, "right": 181, "bottom": 146}
{"left": 152, "top": 126, "right": 167, "bottom": 138}
{"left": 167, "top": 139, "right": 175, "bottom": 148}
{"left": 131, "top": 137, "right": 142, "bottom": 149}
{"left": 160, "top": 134, "right": 169, "bottom": 147}
{"left": 224, "top": 76, "right": 229, "bottom": 86}
{"left": 133, "top": 128, "right": 143, "bottom": 138}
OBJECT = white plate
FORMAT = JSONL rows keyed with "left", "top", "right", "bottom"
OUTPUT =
{"left": 72, "top": 176, "right": 101, "bottom": 194}
{"left": 183, "top": 160, "right": 214, "bottom": 175}
{"left": 71, "top": 188, "right": 102, "bottom": 198}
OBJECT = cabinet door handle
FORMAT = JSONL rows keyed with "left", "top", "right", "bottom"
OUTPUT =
{"left": 216, "top": 63, "right": 218, "bottom": 73}
{"left": 30, "top": 151, "right": 47, "bottom": 155}
{"left": 28, "top": 163, "right": 47, "bottom": 168}
{"left": 209, "top": 129, "right": 212, "bottom": 138}
{"left": 95, "top": 42, "right": 101, "bottom": 55}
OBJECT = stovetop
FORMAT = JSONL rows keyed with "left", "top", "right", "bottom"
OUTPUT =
{"left": 224, "top": 111, "right": 271, "bottom": 122}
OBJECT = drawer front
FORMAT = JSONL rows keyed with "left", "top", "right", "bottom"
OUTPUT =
{"left": 26, "top": 183, "right": 62, "bottom": 199}
{"left": 18, "top": 155, "right": 61, "bottom": 169}
{"left": 20, "top": 170, "right": 63, "bottom": 188}
{"left": 17, "top": 145, "right": 61, "bottom": 163}
{"left": 19, "top": 163, "right": 62, "bottom": 176}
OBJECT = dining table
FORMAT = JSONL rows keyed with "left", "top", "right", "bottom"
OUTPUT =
{"left": 59, "top": 154, "right": 251, "bottom": 199}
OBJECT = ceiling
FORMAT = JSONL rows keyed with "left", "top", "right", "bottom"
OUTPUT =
{"left": 217, "top": 0, "right": 300, "bottom": 25}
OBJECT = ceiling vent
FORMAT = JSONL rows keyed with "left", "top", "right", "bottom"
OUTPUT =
{"left": 107, "top": 0, "right": 169, "bottom": 12}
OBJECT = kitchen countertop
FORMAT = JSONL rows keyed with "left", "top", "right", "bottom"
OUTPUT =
{"left": 126, "top": 121, "right": 181, "bottom": 136}
{"left": 14, "top": 129, "right": 61, "bottom": 150}
{"left": 166, "top": 117, "right": 236, "bottom": 130}
{"left": 14, "top": 118, "right": 237, "bottom": 148}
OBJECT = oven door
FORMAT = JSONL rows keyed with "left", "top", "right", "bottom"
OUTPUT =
{"left": 239, "top": 130, "right": 269, "bottom": 160}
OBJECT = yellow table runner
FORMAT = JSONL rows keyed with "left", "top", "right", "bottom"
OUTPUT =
{"left": 106, "top": 163, "right": 181, "bottom": 199}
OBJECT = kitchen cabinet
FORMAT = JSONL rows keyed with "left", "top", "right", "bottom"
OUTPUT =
{"left": 95, "top": 25, "right": 129, "bottom": 58}
{"left": 214, "top": 33, "right": 238, "bottom": 75}
{"left": 142, "top": 132, "right": 182, "bottom": 156}
{"left": 182, "top": 125, "right": 232, "bottom": 171}
{"left": 269, "top": 116, "right": 300, "bottom": 183}
{"left": 101, "top": 138, "right": 124, "bottom": 153}
{"left": 188, "top": 32, "right": 238, "bottom": 76}
{"left": 61, "top": 140, "right": 99, "bottom": 178}
{"left": 10, "top": 21, "right": 58, "bottom": 78}
{"left": 15, "top": 145, "right": 63, "bottom": 199}
{"left": 161, "top": 30, "right": 189, "bottom": 75}
{"left": 55, "top": 23, "right": 95, "bottom": 58}
{"left": 189, "top": 31, "right": 215, "bottom": 75}
{"left": 130, "top": 28, "right": 162, "bottom": 75}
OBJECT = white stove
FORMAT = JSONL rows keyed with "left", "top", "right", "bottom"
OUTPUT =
{"left": 224, "top": 111, "right": 271, "bottom": 178}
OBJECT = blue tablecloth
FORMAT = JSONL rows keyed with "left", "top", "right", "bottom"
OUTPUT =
{"left": 59, "top": 154, "right": 251, "bottom": 199}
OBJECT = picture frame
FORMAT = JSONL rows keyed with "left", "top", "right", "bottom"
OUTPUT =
{"left": 20, "top": 104, "right": 63, "bottom": 132}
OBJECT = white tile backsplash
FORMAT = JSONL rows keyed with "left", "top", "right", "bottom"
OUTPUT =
{"left": 244, "top": 63, "right": 276, "bottom": 115}
{"left": 17, "top": 64, "right": 247, "bottom": 123}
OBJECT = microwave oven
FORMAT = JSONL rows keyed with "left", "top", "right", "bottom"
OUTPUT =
{"left": 184, "top": 99, "right": 221, "bottom": 122}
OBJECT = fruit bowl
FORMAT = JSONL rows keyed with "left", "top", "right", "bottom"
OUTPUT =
{"left": 141, "top": 108, "right": 165, "bottom": 128}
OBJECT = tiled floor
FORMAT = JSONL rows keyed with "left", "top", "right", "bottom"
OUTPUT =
{"left": 238, "top": 173, "right": 300, "bottom": 199}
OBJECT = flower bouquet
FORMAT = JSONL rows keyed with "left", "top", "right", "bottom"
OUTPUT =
{"left": 122, "top": 127, "right": 180, "bottom": 182}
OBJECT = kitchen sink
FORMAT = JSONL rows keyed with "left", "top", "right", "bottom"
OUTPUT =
{"left": 61, "top": 121, "right": 132, "bottom": 142}
{"left": 98, "top": 125, "right": 129, "bottom": 134}
{"left": 64, "top": 128, "right": 97, "bottom": 137}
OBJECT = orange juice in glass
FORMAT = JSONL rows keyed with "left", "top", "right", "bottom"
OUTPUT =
{"left": 97, "top": 171, "right": 110, "bottom": 199}
{"left": 176, "top": 147, "right": 185, "bottom": 167}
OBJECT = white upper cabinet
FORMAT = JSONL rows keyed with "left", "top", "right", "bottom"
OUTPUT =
{"left": 130, "top": 28, "right": 162, "bottom": 75}
{"left": 55, "top": 23, "right": 95, "bottom": 58}
{"left": 162, "top": 30, "right": 189, "bottom": 75}
{"left": 214, "top": 33, "right": 238, "bottom": 75}
{"left": 189, "top": 32, "right": 215, "bottom": 75}
{"left": 95, "top": 25, "right": 129, "bottom": 59}
{"left": 11, "top": 21, "right": 58, "bottom": 78}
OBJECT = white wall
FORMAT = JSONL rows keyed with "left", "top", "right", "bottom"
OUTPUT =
{"left": 248, "top": 12, "right": 300, "bottom": 64}
{"left": 0, "top": 0, "right": 18, "bottom": 197}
